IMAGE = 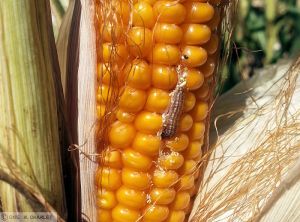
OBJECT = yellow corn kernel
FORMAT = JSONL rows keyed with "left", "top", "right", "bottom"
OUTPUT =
{"left": 101, "top": 22, "right": 123, "bottom": 43}
{"left": 127, "top": 27, "right": 153, "bottom": 58}
{"left": 186, "top": 68, "right": 204, "bottom": 90}
{"left": 179, "top": 159, "right": 197, "bottom": 175}
{"left": 184, "top": 92, "right": 196, "bottom": 112}
{"left": 164, "top": 210, "right": 185, "bottom": 222}
{"left": 102, "top": 149, "right": 123, "bottom": 168}
{"left": 97, "top": 84, "right": 113, "bottom": 104}
{"left": 142, "top": 205, "right": 169, "bottom": 222}
{"left": 152, "top": 65, "right": 178, "bottom": 90}
{"left": 200, "top": 56, "right": 216, "bottom": 77}
{"left": 116, "top": 186, "right": 147, "bottom": 209}
{"left": 119, "top": 87, "right": 147, "bottom": 113}
{"left": 134, "top": 111, "right": 163, "bottom": 134}
{"left": 184, "top": 141, "right": 203, "bottom": 159}
{"left": 124, "top": 59, "right": 152, "bottom": 90}
{"left": 153, "top": 1, "right": 186, "bottom": 24}
{"left": 150, "top": 188, "right": 176, "bottom": 205}
{"left": 97, "top": 209, "right": 113, "bottom": 222}
{"left": 102, "top": 43, "right": 128, "bottom": 64}
{"left": 189, "top": 122, "right": 205, "bottom": 140}
{"left": 192, "top": 101, "right": 209, "bottom": 121}
{"left": 179, "top": 114, "right": 194, "bottom": 132}
{"left": 136, "top": 0, "right": 157, "bottom": 5}
{"left": 116, "top": 109, "right": 136, "bottom": 123}
{"left": 112, "top": 204, "right": 141, "bottom": 222}
{"left": 170, "top": 192, "right": 190, "bottom": 210}
{"left": 112, "top": 0, "right": 131, "bottom": 23}
{"left": 176, "top": 174, "right": 195, "bottom": 191}
{"left": 203, "top": 33, "right": 219, "bottom": 55}
{"left": 159, "top": 152, "right": 184, "bottom": 170}
{"left": 133, "top": 2, "right": 155, "bottom": 28}
{"left": 132, "top": 132, "right": 162, "bottom": 156}
{"left": 95, "top": 167, "right": 122, "bottom": 190}
{"left": 154, "top": 23, "right": 183, "bottom": 44}
{"left": 149, "top": 44, "right": 181, "bottom": 65}
{"left": 97, "top": 189, "right": 118, "bottom": 209}
{"left": 122, "top": 149, "right": 153, "bottom": 171}
{"left": 184, "top": 2, "right": 214, "bottom": 23}
{"left": 97, "top": 63, "right": 113, "bottom": 85}
{"left": 145, "top": 88, "right": 170, "bottom": 113}
{"left": 181, "top": 24, "right": 211, "bottom": 45}
{"left": 108, "top": 121, "right": 136, "bottom": 148}
{"left": 182, "top": 45, "right": 208, "bottom": 67}
{"left": 166, "top": 133, "right": 189, "bottom": 152}
{"left": 122, "top": 168, "right": 151, "bottom": 190}
{"left": 153, "top": 170, "right": 179, "bottom": 188}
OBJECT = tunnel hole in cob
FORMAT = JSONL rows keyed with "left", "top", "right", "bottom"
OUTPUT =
{"left": 94, "top": 0, "right": 222, "bottom": 221}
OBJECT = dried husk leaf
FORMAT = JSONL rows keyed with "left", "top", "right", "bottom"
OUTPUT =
{"left": 0, "top": 0, "right": 66, "bottom": 217}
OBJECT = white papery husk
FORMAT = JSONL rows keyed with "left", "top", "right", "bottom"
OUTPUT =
{"left": 190, "top": 58, "right": 300, "bottom": 222}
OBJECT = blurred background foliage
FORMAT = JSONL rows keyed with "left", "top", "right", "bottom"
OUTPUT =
{"left": 50, "top": 0, "right": 300, "bottom": 93}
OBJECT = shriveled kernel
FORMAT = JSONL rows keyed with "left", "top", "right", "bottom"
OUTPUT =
{"left": 102, "top": 43, "right": 128, "bottom": 64}
{"left": 184, "top": 141, "right": 203, "bottom": 159}
{"left": 97, "top": 209, "right": 112, "bottom": 222}
{"left": 149, "top": 44, "right": 181, "bottom": 65}
{"left": 207, "top": 8, "right": 220, "bottom": 30}
{"left": 109, "top": 121, "right": 136, "bottom": 148}
{"left": 95, "top": 167, "right": 122, "bottom": 190}
{"left": 134, "top": 111, "right": 163, "bottom": 134}
{"left": 143, "top": 205, "right": 169, "bottom": 222}
{"left": 179, "top": 114, "right": 193, "bottom": 132}
{"left": 150, "top": 188, "right": 176, "bottom": 205}
{"left": 195, "top": 83, "right": 210, "bottom": 100}
{"left": 116, "top": 109, "right": 135, "bottom": 123}
{"left": 112, "top": 205, "right": 140, "bottom": 222}
{"left": 184, "top": 2, "right": 214, "bottom": 23}
{"left": 182, "top": 46, "right": 208, "bottom": 67}
{"left": 122, "top": 149, "right": 153, "bottom": 171}
{"left": 124, "top": 59, "right": 152, "bottom": 90}
{"left": 153, "top": 1, "right": 186, "bottom": 24}
{"left": 164, "top": 210, "right": 185, "bottom": 222}
{"left": 170, "top": 192, "right": 190, "bottom": 210}
{"left": 102, "top": 149, "right": 123, "bottom": 168}
{"left": 184, "top": 92, "right": 196, "bottom": 112}
{"left": 181, "top": 24, "right": 211, "bottom": 45}
{"left": 153, "top": 170, "right": 179, "bottom": 188}
{"left": 186, "top": 69, "right": 204, "bottom": 90}
{"left": 152, "top": 65, "right": 178, "bottom": 90}
{"left": 200, "top": 56, "right": 216, "bottom": 77}
{"left": 97, "top": 104, "right": 106, "bottom": 119}
{"left": 179, "top": 159, "right": 197, "bottom": 175}
{"left": 145, "top": 88, "right": 170, "bottom": 113}
{"left": 192, "top": 102, "right": 209, "bottom": 121}
{"left": 97, "top": 84, "right": 113, "bottom": 104}
{"left": 154, "top": 23, "right": 183, "bottom": 44}
{"left": 116, "top": 186, "right": 147, "bottom": 209}
{"left": 177, "top": 174, "right": 195, "bottom": 191}
{"left": 127, "top": 27, "right": 153, "bottom": 58}
{"left": 209, "top": 0, "right": 221, "bottom": 6}
{"left": 166, "top": 133, "right": 189, "bottom": 152}
{"left": 133, "top": 2, "right": 155, "bottom": 28}
{"left": 159, "top": 152, "right": 184, "bottom": 170}
{"left": 122, "top": 168, "right": 151, "bottom": 190}
{"left": 132, "top": 132, "right": 162, "bottom": 156}
{"left": 203, "top": 33, "right": 219, "bottom": 55}
{"left": 189, "top": 122, "right": 205, "bottom": 140}
{"left": 97, "top": 189, "right": 117, "bottom": 209}
{"left": 119, "top": 87, "right": 147, "bottom": 113}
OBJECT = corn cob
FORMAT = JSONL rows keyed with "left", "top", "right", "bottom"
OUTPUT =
{"left": 95, "top": 0, "right": 221, "bottom": 221}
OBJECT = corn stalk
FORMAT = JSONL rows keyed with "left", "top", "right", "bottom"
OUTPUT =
{"left": 0, "top": 0, "right": 66, "bottom": 218}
